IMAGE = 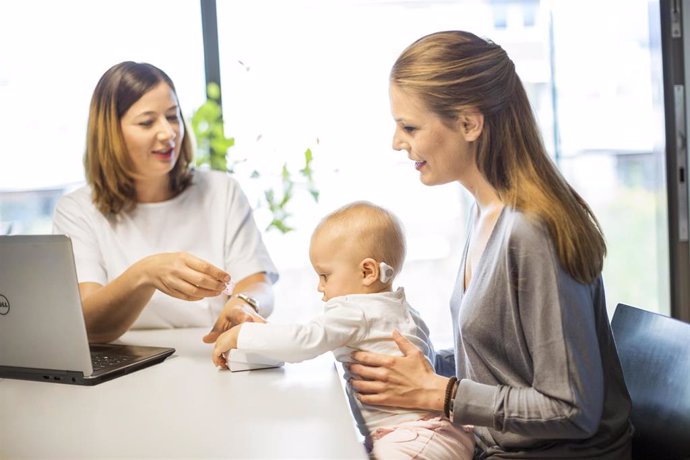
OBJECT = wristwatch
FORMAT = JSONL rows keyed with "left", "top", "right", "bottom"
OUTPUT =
{"left": 235, "top": 293, "right": 260, "bottom": 314}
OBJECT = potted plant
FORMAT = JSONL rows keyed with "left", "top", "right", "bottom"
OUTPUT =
{"left": 190, "top": 82, "right": 318, "bottom": 233}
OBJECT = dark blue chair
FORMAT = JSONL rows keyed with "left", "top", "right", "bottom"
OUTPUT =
{"left": 611, "top": 303, "right": 690, "bottom": 460}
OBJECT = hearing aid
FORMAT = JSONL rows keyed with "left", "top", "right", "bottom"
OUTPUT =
{"left": 379, "top": 262, "right": 394, "bottom": 283}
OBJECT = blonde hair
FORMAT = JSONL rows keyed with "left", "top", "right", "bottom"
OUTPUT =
{"left": 391, "top": 31, "right": 605, "bottom": 284}
{"left": 84, "top": 61, "right": 194, "bottom": 215}
{"left": 316, "top": 201, "right": 406, "bottom": 275}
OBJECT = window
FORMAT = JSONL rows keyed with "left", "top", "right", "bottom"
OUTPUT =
{"left": 0, "top": 0, "right": 668, "bottom": 346}
{"left": 215, "top": 0, "right": 667, "bottom": 346}
{"left": 0, "top": 0, "right": 206, "bottom": 232}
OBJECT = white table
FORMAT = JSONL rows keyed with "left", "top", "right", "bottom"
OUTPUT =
{"left": 0, "top": 328, "right": 368, "bottom": 459}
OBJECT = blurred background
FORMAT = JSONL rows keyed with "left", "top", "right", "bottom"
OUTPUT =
{"left": 0, "top": 0, "right": 672, "bottom": 348}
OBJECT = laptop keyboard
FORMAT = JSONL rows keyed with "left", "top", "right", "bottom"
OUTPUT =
{"left": 91, "top": 351, "right": 136, "bottom": 371}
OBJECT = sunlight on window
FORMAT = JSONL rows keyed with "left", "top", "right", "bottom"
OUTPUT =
{"left": 0, "top": 0, "right": 669, "bottom": 345}
{"left": 0, "top": 0, "right": 205, "bottom": 233}
{"left": 0, "top": 0, "right": 205, "bottom": 190}
{"left": 215, "top": 0, "right": 667, "bottom": 344}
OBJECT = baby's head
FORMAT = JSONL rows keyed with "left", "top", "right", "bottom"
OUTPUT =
{"left": 309, "top": 201, "right": 405, "bottom": 302}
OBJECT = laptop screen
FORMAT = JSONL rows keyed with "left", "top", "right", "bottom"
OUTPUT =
{"left": 0, "top": 235, "right": 94, "bottom": 374}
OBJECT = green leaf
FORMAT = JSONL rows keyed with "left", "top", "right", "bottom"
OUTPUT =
{"left": 189, "top": 91, "right": 321, "bottom": 233}
{"left": 264, "top": 189, "right": 275, "bottom": 206}
{"left": 207, "top": 82, "right": 221, "bottom": 100}
{"left": 279, "top": 185, "right": 294, "bottom": 207}
{"left": 267, "top": 219, "right": 294, "bottom": 234}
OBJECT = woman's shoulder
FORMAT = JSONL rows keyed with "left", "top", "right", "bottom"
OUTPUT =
{"left": 501, "top": 207, "right": 551, "bottom": 249}
{"left": 191, "top": 168, "right": 238, "bottom": 185}
{"left": 53, "top": 184, "right": 105, "bottom": 230}
{"left": 189, "top": 168, "right": 243, "bottom": 193}
{"left": 55, "top": 183, "right": 93, "bottom": 210}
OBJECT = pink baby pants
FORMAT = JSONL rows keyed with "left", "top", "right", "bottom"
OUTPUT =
{"left": 370, "top": 416, "right": 475, "bottom": 460}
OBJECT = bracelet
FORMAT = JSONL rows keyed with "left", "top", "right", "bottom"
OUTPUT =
{"left": 443, "top": 376, "right": 458, "bottom": 418}
{"left": 449, "top": 379, "right": 460, "bottom": 423}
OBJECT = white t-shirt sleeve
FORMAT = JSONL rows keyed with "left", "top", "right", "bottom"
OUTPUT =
{"left": 236, "top": 302, "right": 366, "bottom": 363}
{"left": 220, "top": 175, "right": 278, "bottom": 284}
{"left": 52, "top": 189, "right": 107, "bottom": 285}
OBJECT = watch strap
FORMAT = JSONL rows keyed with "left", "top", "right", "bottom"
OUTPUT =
{"left": 235, "top": 293, "right": 259, "bottom": 314}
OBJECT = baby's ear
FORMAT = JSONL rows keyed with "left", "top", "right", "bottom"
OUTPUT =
{"left": 361, "top": 258, "right": 378, "bottom": 286}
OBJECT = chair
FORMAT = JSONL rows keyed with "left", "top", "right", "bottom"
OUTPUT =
{"left": 611, "top": 303, "right": 690, "bottom": 460}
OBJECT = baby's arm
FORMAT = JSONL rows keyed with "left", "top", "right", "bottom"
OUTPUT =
{"left": 212, "top": 324, "right": 244, "bottom": 369}
{"left": 237, "top": 303, "right": 365, "bottom": 363}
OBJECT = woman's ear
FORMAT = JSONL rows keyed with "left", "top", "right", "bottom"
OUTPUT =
{"left": 361, "top": 258, "right": 379, "bottom": 287}
{"left": 458, "top": 110, "right": 484, "bottom": 142}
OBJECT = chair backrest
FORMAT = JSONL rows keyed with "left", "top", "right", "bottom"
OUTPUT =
{"left": 611, "top": 303, "right": 690, "bottom": 460}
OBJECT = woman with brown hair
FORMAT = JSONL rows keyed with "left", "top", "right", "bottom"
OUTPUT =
{"left": 53, "top": 62, "right": 277, "bottom": 344}
{"left": 350, "top": 31, "right": 633, "bottom": 459}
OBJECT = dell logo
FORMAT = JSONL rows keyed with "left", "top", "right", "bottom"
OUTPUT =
{"left": 0, "top": 294, "right": 9, "bottom": 315}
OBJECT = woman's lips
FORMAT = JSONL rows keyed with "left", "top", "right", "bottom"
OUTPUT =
{"left": 152, "top": 148, "right": 173, "bottom": 158}
{"left": 415, "top": 160, "right": 426, "bottom": 171}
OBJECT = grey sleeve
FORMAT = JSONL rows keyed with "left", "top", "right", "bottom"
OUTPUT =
{"left": 453, "top": 218, "right": 605, "bottom": 439}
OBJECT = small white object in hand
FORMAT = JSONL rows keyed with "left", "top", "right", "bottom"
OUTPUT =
{"left": 223, "top": 280, "right": 235, "bottom": 296}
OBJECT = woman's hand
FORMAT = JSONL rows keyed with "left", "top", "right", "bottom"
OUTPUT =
{"left": 203, "top": 302, "right": 266, "bottom": 344}
{"left": 349, "top": 330, "right": 448, "bottom": 412}
{"left": 203, "top": 273, "right": 273, "bottom": 344}
{"left": 77, "top": 252, "right": 230, "bottom": 343}
{"left": 140, "top": 252, "right": 229, "bottom": 301}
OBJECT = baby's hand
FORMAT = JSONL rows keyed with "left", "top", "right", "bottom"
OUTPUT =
{"left": 212, "top": 325, "right": 242, "bottom": 369}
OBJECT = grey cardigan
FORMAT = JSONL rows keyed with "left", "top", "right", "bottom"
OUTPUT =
{"left": 445, "top": 206, "right": 633, "bottom": 459}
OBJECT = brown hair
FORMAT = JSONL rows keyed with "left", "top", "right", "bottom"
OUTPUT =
{"left": 84, "top": 61, "right": 194, "bottom": 215}
{"left": 391, "top": 31, "right": 605, "bottom": 283}
{"left": 317, "top": 201, "right": 406, "bottom": 275}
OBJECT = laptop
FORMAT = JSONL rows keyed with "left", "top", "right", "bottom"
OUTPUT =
{"left": 0, "top": 234, "right": 175, "bottom": 385}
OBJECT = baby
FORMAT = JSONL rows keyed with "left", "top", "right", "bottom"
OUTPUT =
{"left": 212, "top": 201, "right": 474, "bottom": 459}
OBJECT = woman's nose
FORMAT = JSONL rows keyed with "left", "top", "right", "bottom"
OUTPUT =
{"left": 392, "top": 135, "right": 404, "bottom": 151}
{"left": 392, "top": 128, "right": 405, "bottom": 151}
{"left": 158, "top": 121, "right": 176, "bottom": 141}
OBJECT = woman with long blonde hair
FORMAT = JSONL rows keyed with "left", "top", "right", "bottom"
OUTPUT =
{"left": 350, "top": 31, "right": 633, "bottom": 459}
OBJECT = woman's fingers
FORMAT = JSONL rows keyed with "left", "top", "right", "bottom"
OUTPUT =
{"left": 348, "top": 331, "right": 444, "bottom": 411}
{"left": 160, "top": 277, "right": 206, "bottom": 301}
{"left": 349, "top": 376, "right": 388, "bottom": 394}
{"left": 203, "top": 305, "right": 259, "bottom": 343}
{"left": 184, "top": 254, "right": 230, "bottom": 285}
{"left": 351, "top": 350, "right": 397, "bottom": 368}
{"left": 391, "top": 329, "right": 418, "bottom": 356}
{"left": 350, "top": 369, "right": 406, "bottom": 407}
{"left": 349, "top": 361, "right": 390, "bottom": 381}
{"left": 202, "top": 320, "right": 225, "bottom": 344}
{"left": 149, "top": 252, "right": 229, "bottom": 299}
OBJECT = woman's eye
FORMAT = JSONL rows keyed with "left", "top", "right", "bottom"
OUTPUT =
{"left": 320, "top": 274, "right": 328, "bottom": 281}
{"left": 138, "top": 120, "right": 153, "bottom": 127}
{"left": 166, "top": 114, "right": 180, "bottom": 123}
{"left": 403, "top": 125, "right": 416, "bottom": 133}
